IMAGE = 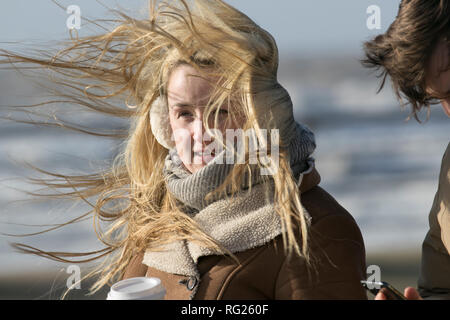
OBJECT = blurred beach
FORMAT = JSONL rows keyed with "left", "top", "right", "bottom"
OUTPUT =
{"left": 1, "top": 53, "right": 447, "bottom": 299}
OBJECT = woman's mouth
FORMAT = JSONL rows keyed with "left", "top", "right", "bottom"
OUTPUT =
{"left": 193, "top": 151, "right": 215, "bottom": 163}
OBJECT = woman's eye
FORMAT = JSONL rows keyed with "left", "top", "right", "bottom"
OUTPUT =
{"left": 178, "top": 112, "right": 192, "bottom": 118}
{"left": 177, "top": 109, "right": 227, "bottom": 119}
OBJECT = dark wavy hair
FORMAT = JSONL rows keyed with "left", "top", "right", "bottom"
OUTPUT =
{"left": 362, "top": 0, "right": 450, "bottom": 120}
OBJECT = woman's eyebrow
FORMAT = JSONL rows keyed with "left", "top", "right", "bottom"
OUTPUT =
{"left": 171, "top": 101, "right": 228, "bottom": 109}
{"left": 171, "top": 102, "right": 194, "bottom": 108}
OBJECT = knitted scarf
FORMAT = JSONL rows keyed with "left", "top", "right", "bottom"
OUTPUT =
{"left": 142, "top": 121, "right": 316, "bottom": 299}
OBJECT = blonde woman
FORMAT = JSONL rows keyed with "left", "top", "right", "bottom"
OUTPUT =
{"left": 1, "top": 0, "right": 367, "bottom": 299}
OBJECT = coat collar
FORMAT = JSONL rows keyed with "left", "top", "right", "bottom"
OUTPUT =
{"left": 299, "top": 168, "right": 321, "bottom": 193}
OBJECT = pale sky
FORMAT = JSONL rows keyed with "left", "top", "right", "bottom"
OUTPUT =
{"left": 0, "top": 0, "right": 401, "bottom": 57}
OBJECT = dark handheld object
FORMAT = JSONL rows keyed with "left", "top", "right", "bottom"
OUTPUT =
{"left": 361, "top": 280, "right": 407, "bottom": 300}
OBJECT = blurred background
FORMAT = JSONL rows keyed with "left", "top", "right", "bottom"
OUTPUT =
{"left": 0, "top": 0, "right": 448, "bottom": 299}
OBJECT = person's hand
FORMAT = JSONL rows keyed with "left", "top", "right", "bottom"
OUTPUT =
{"left": 375, "top": 286, "right": 423, "bottom": 300}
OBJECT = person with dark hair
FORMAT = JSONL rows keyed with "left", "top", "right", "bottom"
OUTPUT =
{"left": 363, "top": 0, "right": 450, "bottom": 300}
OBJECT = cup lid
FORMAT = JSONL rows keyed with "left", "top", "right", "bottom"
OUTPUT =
{"left": 107, "top": 277, "right": 165, "bottom": 300}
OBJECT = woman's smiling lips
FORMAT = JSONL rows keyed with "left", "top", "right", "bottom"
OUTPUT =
{"left": 193, "top": 150, "right": 216, "bottom": 163}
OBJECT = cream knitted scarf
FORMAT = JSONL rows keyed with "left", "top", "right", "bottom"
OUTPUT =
{"left": 142, "top": 121, "right": 316, "bottom": 299}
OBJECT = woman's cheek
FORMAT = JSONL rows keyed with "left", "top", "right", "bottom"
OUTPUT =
{"left": 172, "top": 126, "right": 193, "bottom": 164}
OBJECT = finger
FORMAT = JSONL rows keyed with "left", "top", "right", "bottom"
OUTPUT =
{"left": 404, "top": 287, "right": 422, "bottom": 300}
{"left": 375, "top": 292, "right": 387, "bottom": 300}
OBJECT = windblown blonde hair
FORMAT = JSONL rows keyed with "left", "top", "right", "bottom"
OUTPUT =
{"left": 1, "top": 0, "right": 311, "bottom": 297}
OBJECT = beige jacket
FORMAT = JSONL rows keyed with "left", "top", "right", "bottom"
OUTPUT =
{"left": 418, "top": 142, "right": 450, "bottom": 299}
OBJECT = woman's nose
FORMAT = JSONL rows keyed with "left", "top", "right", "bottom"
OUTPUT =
{"left": 192, "top": 117, "right": 213, "bottom": 143}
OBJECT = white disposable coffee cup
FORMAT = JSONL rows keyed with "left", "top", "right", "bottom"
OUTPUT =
{"left": 107, "top": 277, "right": 166, "bottom": 300}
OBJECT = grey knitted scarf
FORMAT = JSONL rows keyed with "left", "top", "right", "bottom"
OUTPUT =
{"left": 142, "top": 121, "right": 316, "bottom": 299}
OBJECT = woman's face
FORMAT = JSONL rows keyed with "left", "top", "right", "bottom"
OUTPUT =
{"left": 167, "top": 64, "right": 243, "bottom": 173}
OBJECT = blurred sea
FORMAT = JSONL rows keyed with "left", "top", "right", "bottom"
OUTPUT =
{"left": 0, "top": 55, "right": 448, "bottom": 276}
